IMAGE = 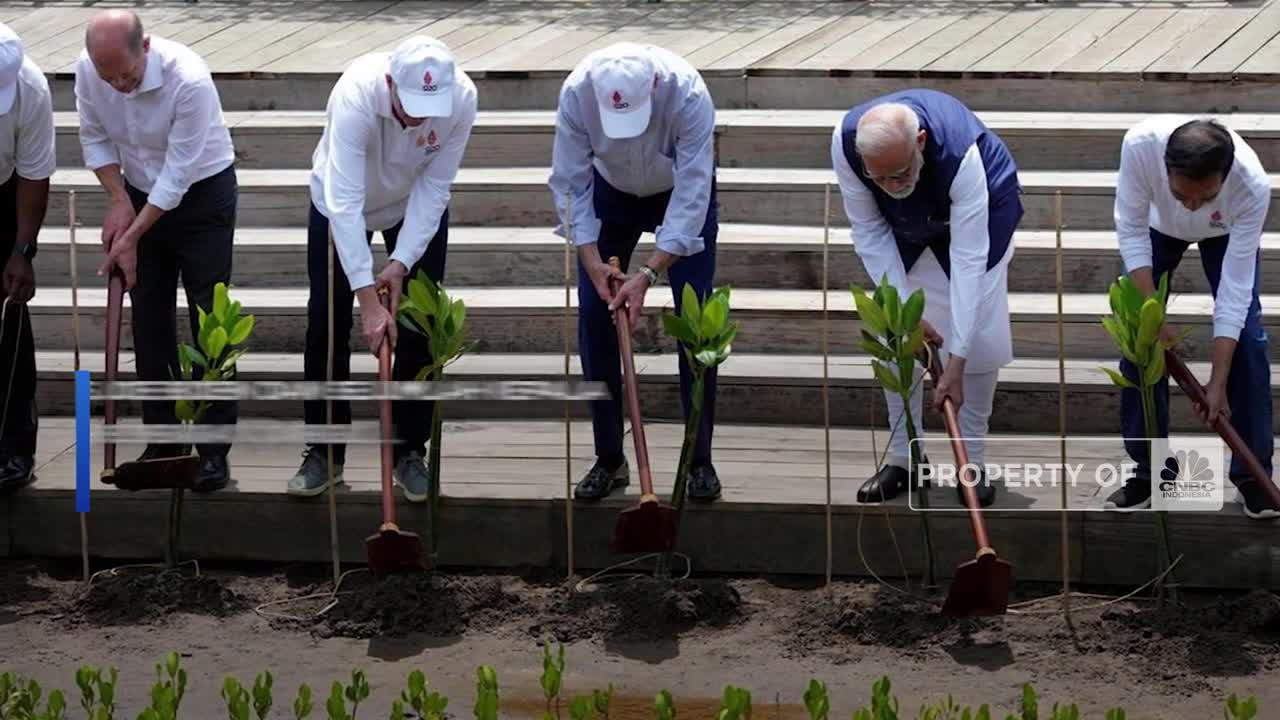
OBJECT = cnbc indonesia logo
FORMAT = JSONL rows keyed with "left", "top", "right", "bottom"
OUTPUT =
{"left": 1152, "top": 440, "right": 1224, "bottom": 512}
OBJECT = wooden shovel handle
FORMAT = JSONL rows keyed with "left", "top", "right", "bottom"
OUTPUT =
{"left": 103, "top": 270, "right": 124, "bottom": 473}
{"left": 378, "top": 288, "right": 396, "bottom": 525}
{"left": 1165, "top": 349, "right": 1280, "bottom": 508}
{"left": 608, "top": 257, "right": 654, "bottom": 496}
{"left": 922, "top": 342, "right": 994, "bottom": 551}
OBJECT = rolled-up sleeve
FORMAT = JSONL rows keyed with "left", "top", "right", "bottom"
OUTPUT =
{"left": 147, "top": 79, "right": 222, "bottom": 211}
{"left": 548, "top": 91, "right": 602, "bottom": 247}
{"left": 16, "top": 72, "right": 54, "bottom": 181}
{"left": 74, "top": 60, "right": 118, "bottom": 171}
{"left": 653, "top": 91, "right": 714, "bottom": 256}
{"left": 320, "top": 96, "right": 376, "bottom": 290}
{"left": 395, "top": 90, "right": 476, "bottom": 271}
{"left": 945, "top": 143, "right": 991, "bottom": 362}
{"left": 831, "top": 125, "right": 906, "bottom": 293}
{"left": 1215, "top": 176, "right": 1269, "bottom": 340}
{"left": 1115, "top": 129, "right": 1155, "bottom": 273}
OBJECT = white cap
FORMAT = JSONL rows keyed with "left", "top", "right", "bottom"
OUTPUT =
{"left": 0, "top": 24, "right": 23, "bottom": 116}
{"left": 388, "top": 36, "right": 455, "bottom": 118}
{"left": 590, "top": 43, "right": 655, "bottom": 140}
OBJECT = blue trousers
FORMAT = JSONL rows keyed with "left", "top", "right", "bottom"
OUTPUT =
{"left": 1120, "top": 228, "right": 1273, "bottom": 483}
{"left": 579, "top": 169, "right": 718, "bottom": 468}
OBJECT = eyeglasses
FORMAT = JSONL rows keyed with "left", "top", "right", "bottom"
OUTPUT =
{"left": 862, "top": 150, "right": 919, "bottom": 184}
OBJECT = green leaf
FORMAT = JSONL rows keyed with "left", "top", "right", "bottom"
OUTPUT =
{"left": 852, "top": 290, "right": 888, "bottom": 337}
{"left": 1143, "top": 345, "right": 1167, "bottom": 387}
{"left": 900, "top": 289, "right": 925, "bottom": 333}
{"left": 680, "top": 283, "right": 702, "bottom": 336}
{"left": 873, "top": 361, "right": 901, "bottom": 395}
{"left": 409, "top": 275, "right": 437, "bottom": 318}
{"left": 904, "top": 325, "right": 926, "bottom": 357}
{"left": 881, "top": 282, "right": 902, "bottom": 333}
{"left": 662, "top": 313, "right": 698, "bottom": 346}
{"left": 206, "top": 327, "right": 229, "bottom": 366}
{"left": 694, "top": 349, "right": 720, "bottom": 368}
{"left": 1101, "top": 316, "right": 1133, "bottom": 360}
{"left": 701, "top": 294, "right": 728, "bottom": 338}
{"left": 213, "top": 283, "right": 229, "bottom": 323}
{"left": 860, "top": 331, "right": 896, "bottom": 362}
{"left": 228, "top": 316, "right": 255, "bottom": 346}
{"left": 1101, "top": 367, "right": 1137, "bottom": 389}
{"left": 175, "top": 399, "right": 196, "bottom": 423}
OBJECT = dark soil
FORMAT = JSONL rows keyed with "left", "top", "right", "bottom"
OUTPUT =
{"left": 306, "top": 573, "right": 527, "bottom": 639}
{"left": 72, "top": 568, "right": 250, "bottom": 625}
{"left": 528, "top": 577, "right": 745, "bottom": 643}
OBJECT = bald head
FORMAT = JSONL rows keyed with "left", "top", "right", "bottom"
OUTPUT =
{"left": 855, "top": 102, "right": 926, "bottom": 199}
{"left": 85, "top": 9, "right": 149, "bottom": 94}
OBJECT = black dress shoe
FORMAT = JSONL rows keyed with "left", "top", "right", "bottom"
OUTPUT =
{"left": 857, "top": 465, "right": 907, "bottom": 503}
{"left": 687, "top": 464, "right": 722, "bottom": 503}
{"left": 958, "top": 469, "right": 997, "bottom": 508}
{"left": 0, "top": 455, "right": 35, "bottom": 492}
{"left": 138, "top": 443, "right": 193, "bottom": 462}
{"left": 574, "top": 457, "right": 629, "bottom": 501}
{"left": 193, "top": 455, "right": 229, "bottom": 493}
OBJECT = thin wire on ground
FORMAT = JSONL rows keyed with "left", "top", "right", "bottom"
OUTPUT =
{"left": 573, "top": 553, "right": 693, "bottom": 594}
{"left": 253, "top": 567, "right": 370, "bottom": 623}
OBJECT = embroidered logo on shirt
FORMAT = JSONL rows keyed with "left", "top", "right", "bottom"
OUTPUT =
{"left": 422, "top": 129, "right": 441, "bottom": 154}
{"left": 422, "top": 70, "right": 437, "bottom": 92}
{"left": 1210, "top": 209, "right": 1227, "bottom": 230}
{"left": 611, "top": 90, "right": 629, "bottom": 110}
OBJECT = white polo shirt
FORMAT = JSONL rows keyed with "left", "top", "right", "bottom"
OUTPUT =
{"left": 74, "top": 36, "right": 235, "bottom": 212}
{"left": 0, "top": 54, "right": 54, "bottom": 185}
{"left": 1115, "top": 117, "right": 1271, "bottom": 340}
{"left": 548, "top": 44, "right": 716, "bottom": 257}
{"left": 310, "top": 51, "right": 477, "bottom": 291}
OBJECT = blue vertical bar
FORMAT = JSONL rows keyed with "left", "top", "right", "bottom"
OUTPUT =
{"left": 76, "top": 369, "right": 90, "bottom": 513}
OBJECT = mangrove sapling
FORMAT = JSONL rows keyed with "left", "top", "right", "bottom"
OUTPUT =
{"left": 325, "top": 671, "right": 370, "bottom": 720}
{"left": 851, "top": 676, "right": 899, "bottom": 720}
{"left": 134, "top": 652, "right": 188, "bottom": 720}
{"left": 1098, "top": 272, "right": 1182, "bottom": 606}
{"left": 569, "top": 696, "right": 595, "bottom": 720}
{"left": 539, "top": 643, "right": 566, "bottom": 719}
{"left": 1225, "top": 693, "right": 1259, "bottom": 720}
{"left": 393, "top": 670, "right": 446, "bottom": 720}
{"left": 171, "top": 282, "right": 256, "bottom": 567}
{"left": 802, "top": 680, "right": 829, "bottom": 720}
{"left": 396, "top": 271, "right": 477, "bottom": 565}
{"left": 74, "top": 665, "right": 118, "bottom": 720}
{"left": 653, "top": 691, "right": 675, "bottom": 720}
{"left": 473, "top": 667, "right": 498, "bottom": 720}
{"left": 591, "top": 685, "right": 613, "bottom": 720}
{"left": 222, "top": 679, "right": 250, "bottom": 720}
{"left": 293, "top": 685, "right": 314, "bottom": 720}
{"left": 1103, "top": 711, "right": 1123, "bottom": 720}
{"left": 852, "top": 277, "right": 935, "bottom": 587}
{"left": 659, "top": 284, "right": 738, "bottom": 575}
{"left": 252, "top": 673, "right": 273, "bottom": 720}
{"left": 716, "top": 686, "right": 751, "bottom": 720}
{"left": 0, "top": 674, "right": 67, "bottom": 720}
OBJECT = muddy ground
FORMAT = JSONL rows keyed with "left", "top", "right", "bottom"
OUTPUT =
{"left": 0, "top": 560, "right": 1277, "bottom": 719}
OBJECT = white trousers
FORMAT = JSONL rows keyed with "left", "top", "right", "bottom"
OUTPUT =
{"left": 882, "top": 246, "right": 1013, "bottom": 469}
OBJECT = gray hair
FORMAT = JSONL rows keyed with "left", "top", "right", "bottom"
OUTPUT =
{"left": 855, "top": 102, "right": 920, "bottom": 159}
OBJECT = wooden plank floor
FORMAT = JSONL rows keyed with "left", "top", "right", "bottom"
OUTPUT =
{"left": 11, "top": 0, "right": 1280, "bottom": 78}
{"left": 23, "top": 418, "right": 1272, "bottom": 511}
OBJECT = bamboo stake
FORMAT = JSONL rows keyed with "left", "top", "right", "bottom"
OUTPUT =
{"left": 326, "top": 226, "right": 340, "bottom": 588}
{"left": 822, "top": 183, "right": 833, "bottom": 595}
{"left": 1055, "top": 191, "right": 1073, "bottom": 629}
{"left": 70, "top": 190, "right": 90, "bottom": 583}
{"left": 562, "top": 193, "right": 575, "bottom": 580}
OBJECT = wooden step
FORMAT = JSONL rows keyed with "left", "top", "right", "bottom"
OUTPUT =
{"left": 51, "top": 110, "right": 1280, "bottom": 170}
{"left": 23, "top": 285, "right": 1280, "bottom": 361}
{"left": 44, "top": 167, "right": 1280, "bottom": 231}
{"left": 14, "top": 417, "right": 1279, "bottom": 590}
{"left": 30, "top": 351, "right": 1280, "bottom": 435}
{"left": 33, "top": 225, "right": 1280, "bottom": 294}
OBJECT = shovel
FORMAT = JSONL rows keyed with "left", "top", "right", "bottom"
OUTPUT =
{"left": 921, "top": 341, "right": 1012, "bottom": 616}
{"left": 99, "top": 269, "right": 200, "bottom": 491}
{"left": 606, "top": 256, "right": 677, "bottom": 555}
{"left": 365, "top": 287, "right": 426, "bottom": 576}
{"left": 1164, "top": 350, "right": 1280, "bottom": 510}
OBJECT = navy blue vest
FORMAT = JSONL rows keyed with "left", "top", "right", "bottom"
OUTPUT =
{"left": 840, "top": 89, "right": 1020, "bottom": 276}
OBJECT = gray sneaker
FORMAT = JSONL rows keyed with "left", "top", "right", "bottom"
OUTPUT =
{"left": 394, "top": 451, "right": 431, "bottom": 503}
{"left": 287, "top": 449, "right": 344, "bottom": 497}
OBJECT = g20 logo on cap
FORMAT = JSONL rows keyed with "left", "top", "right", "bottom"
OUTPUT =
{"left": 611, "top": 90, "right": 629, "bottom": 110}
{"left": 422, "top": 70, "right": 438, "bottom": 92}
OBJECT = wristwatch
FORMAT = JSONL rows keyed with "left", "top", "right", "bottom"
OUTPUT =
{"left": 12, "top": 243, "right": 35, "bottom": 262}
{"left": 638, "top": 264, "right": 659, "bottom": 285}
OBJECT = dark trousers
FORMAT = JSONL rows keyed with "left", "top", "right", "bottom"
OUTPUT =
{"left": 126, "top": 165, "right": 238, "bottom": 458}
{"left": 0, "top": 176, "right": 36, "bottom": 457}
{"left": 580, "top": 168, "right": 718, "bottom": 468}
{"left": 1120, "top": 228, "right": 1274, "bottom": 483}
{"left": 303, "top": 202, "right": 449, "bottom": 467}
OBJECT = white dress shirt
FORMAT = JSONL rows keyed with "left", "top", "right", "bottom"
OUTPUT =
{"left": 0, "top": 55, "right": 54, "bottom": 186}
{"left": 310, "top": 51, "right": 477, "bottom": 291}
{"left": 74, "top": 36, "right": 235, "bottom": 212}
{"left": 548, "top": 45, "right": 715, "bottom": 257}
{"left": 832, "top": 126, "right": 994, "bottom": 363}
{"left": 1115, "top": 117, "right": 1271, "bottom": 340}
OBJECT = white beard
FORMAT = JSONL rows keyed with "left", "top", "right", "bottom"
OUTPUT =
{"left": 884, "top": 183, "right": 916, "bottom": 200}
